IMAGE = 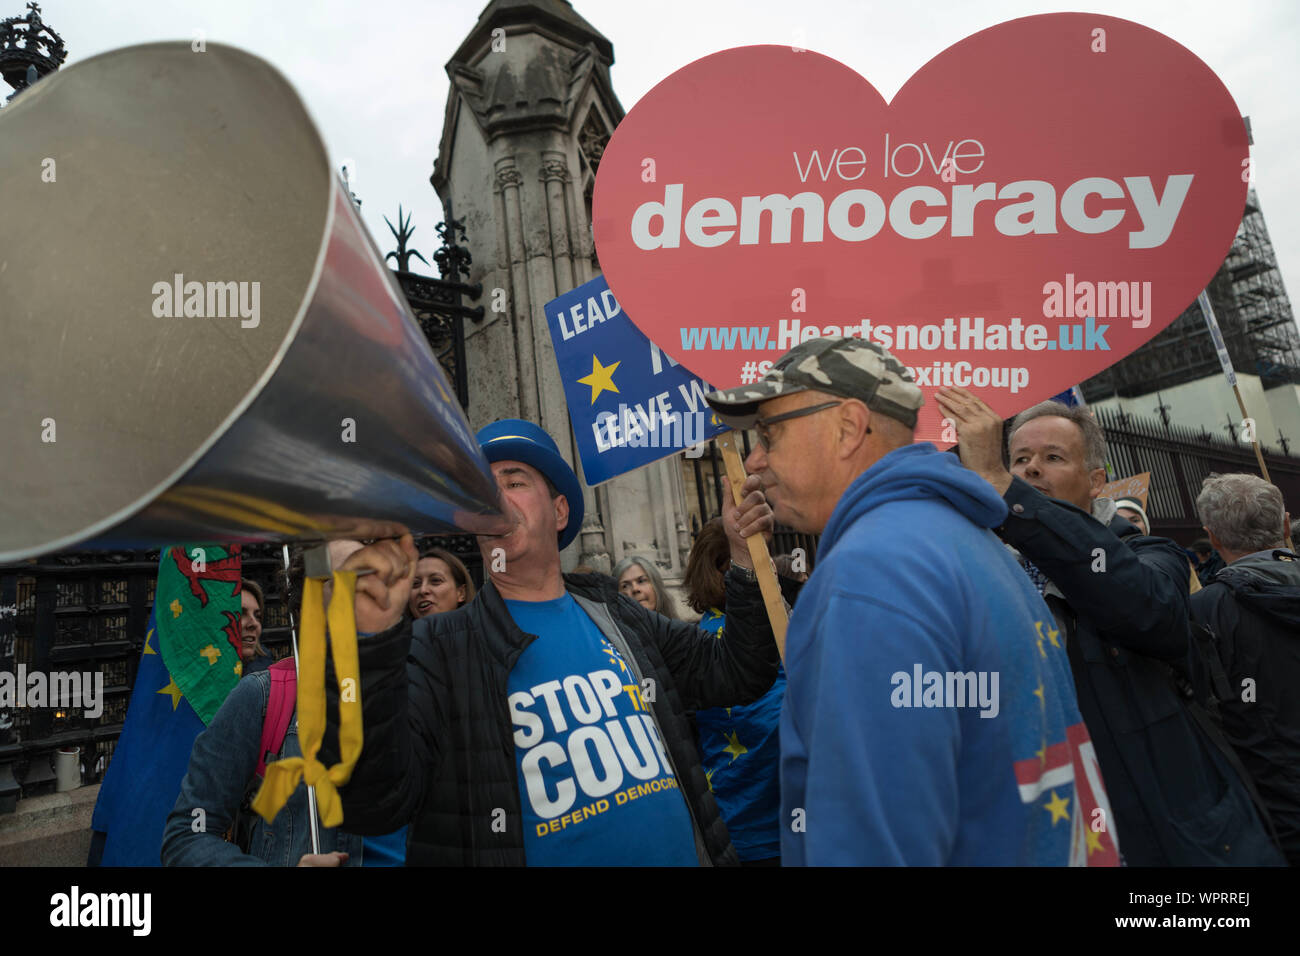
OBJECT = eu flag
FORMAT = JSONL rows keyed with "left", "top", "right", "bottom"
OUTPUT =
{"left": 1050, "top": 386, "right": 1085, "bottom": 408}
{"left": 90, "top": 545, "right": 241, "bottom": 865}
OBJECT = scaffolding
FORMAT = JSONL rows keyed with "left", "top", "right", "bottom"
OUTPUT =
{"left": 1081, "top": 188, "right": 1300, "bottom": 401}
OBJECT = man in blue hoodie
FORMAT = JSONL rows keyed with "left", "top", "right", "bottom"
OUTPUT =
{"left": 706, "top": 338, "right": 1117, "bottom": 866}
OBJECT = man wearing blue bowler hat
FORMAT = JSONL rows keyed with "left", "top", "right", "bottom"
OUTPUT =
{"left": 322, "top": 419, "right": 781, "bottom": 865}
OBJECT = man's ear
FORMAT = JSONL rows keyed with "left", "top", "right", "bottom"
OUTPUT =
{"left": 839, "top": 401, "right": 871, "bottom": 456}
{"left": 554, "top": 493, "right": 570, "bottom": 534}
{"left": 1087, "top": 467, "right": 1108, "bottom": 500}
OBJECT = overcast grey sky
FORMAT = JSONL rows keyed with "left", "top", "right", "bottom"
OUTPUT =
{"left": 30, "top": 0, "right": 1300, "bottom": 310}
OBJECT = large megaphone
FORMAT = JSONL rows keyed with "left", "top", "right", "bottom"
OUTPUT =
{"left": 0, "top": 42, "right": 507, "bottom": 562}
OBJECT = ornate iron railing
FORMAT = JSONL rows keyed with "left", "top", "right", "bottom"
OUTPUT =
{"left": 1094, "top": 407, "right": 1300, "bottom": 543}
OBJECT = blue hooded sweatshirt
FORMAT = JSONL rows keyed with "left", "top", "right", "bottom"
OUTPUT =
{"left": 780, "top": 443, "right": 1118, "bottom": 866}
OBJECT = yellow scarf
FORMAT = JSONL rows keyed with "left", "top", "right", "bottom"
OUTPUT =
{"left": 251, "top": 571, "right": 363, "bottom": 827}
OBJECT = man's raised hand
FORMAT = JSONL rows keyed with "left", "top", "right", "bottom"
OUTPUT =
{"left": 724, "top": 474, "right": 774, "bottom": 569}
{"left": 934, "top": 387, "right": 1013, "bottom": 496}
{"left": 340, "top": 534, "right": 418, "bottom": 635}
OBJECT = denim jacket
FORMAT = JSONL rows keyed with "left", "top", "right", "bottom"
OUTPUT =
{"left": 161, "top": 667, "right": 364, "bottom": 866}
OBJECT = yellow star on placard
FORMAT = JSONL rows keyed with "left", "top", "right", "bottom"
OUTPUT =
{"left": 1046, "top": 624, "right": 1061, "bottom": 648}
{"left": 577, "top": 354, "right": 620, "bottom": 404}
{"left": 1034, "top": 621, "right": 1048, "bottom": 658}
{"left": 723, "top": 730, "right": 748, "bottom": 763}
{"left": 1033, "top": 682, "right": 1045, "bottom": 709}
{"left": 1086, "top": 827, "right": 1105, "bottom": 855}
{"left": 705, "top": 768, "right": 715, "bottom": 792}
{"left": 199, "top": 644, "right": 221, "bottom": 665}
{"left": 1035, "top": 742, "right": 1047, "bottom": 767}
{"left": 170, "top": 599, "right": 183, "bottom": 619}
{"left": 234, "top": 662, "right": 242, "bottom": 677}
{"left": 142, "top": 628, "right": 157, "bottom": 655}
{"left": 157, "top": 677, "right": 183, "bottom": 710}
{"left": 1044, "top": 789, "right": 1070, "bottom": 825}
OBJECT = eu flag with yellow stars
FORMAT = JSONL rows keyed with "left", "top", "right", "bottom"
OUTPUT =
{"left": 1010, "top": 618, "right": 1121, "bottom": 866}
{"left": 545, "top": 275, "right": 728, "bottom": 485}
{"left": 90, "top": 544, "right": 242, "bottom": 866}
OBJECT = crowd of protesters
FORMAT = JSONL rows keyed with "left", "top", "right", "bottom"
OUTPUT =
{"left": 147, "top": 334, "right": 1298, "bottom": 867}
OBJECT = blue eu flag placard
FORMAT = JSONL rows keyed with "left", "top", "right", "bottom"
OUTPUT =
{"left": 90, "top": 545, "right": 240, "bottom": 866}
{"left": 545, "top": 275, "right": 729, "bottom": 485}
{"left": 90, "top": 604, "right": 207, "bottom": 866}
{"left": 1051, "top": 386, "right": 1085, "bottom": 408}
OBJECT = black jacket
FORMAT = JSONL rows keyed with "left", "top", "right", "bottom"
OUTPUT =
{"left": 1191, "top": 549, "right": 1300, "bottom": 865}
{"left": 1197, "top": 551, "right": 1227, "bottom": 587}
{"left": 997, "top": 478, "right": 1284, "bottom": 866}
{"left": 321, "top": 571, "right": 780, "bottom": 865}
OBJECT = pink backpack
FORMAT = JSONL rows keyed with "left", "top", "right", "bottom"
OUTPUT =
{"left": 255, "top": 658, "right": 297, "bottom": 778}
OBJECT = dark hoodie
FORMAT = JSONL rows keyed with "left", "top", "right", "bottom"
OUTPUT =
{"left": 1191, "top": 549, "right": 1300, "bottom": 864}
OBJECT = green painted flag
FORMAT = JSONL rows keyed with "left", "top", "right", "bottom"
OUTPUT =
{"left": 90, "top": 542, "right": 244, "bottom": 864}
{"left": 155, "top": 543, "right": 243, "bottom": 726}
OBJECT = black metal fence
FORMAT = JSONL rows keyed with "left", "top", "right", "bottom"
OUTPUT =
{"left": 0, "top": 536, "right": 482, "bottom": 809}
{"left": 1095, "top": 407, "right": 1300, "bottom": 544}
{"left": 0, "top": 544, "right": 290, "bottom": 802}
{"left": 1, "top": 551, "right": 155, "bottom": 804}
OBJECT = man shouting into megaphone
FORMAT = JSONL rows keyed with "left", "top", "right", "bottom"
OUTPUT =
{"left": 320, "top": 419, "right": 781, "bottom": 866}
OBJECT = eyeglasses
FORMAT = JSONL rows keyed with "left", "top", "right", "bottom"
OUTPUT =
{"left": 753, "top": 400, "right": 844, "bottom": 450}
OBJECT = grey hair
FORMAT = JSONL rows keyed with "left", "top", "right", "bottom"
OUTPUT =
{"left": 1196, "top": 473, "right": 1286, "bottom": 553}
{"left": 612, "top": 554, "right": 679, "bottom": 620}
{"left": 1008, "top": 401, "right": 1109, "bottom": 473}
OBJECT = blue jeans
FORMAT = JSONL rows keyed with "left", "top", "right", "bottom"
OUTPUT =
{"left": 162, "top": 668, "right": 364, "bottom": 866}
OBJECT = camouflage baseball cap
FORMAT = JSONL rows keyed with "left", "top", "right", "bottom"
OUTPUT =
{"left": 705, "top": 337, "right": 924, "bottom": 429}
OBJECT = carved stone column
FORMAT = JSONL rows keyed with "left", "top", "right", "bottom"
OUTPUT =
{"left": 540, "top": 151, "right": 577, "bottom": 293}
{"left": 493, "top": 157, "right": 540, "bottom": 425}
{"left": 433, "top": 1, "right": 694, "bottom": 576}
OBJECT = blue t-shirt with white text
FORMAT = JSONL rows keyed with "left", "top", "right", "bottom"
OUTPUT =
{"left": 506, "top": 594, "right": 698, "bottom": 866}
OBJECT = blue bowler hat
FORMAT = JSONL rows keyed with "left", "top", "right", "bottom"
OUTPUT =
{"left": 476, "top": 419, "right": 585, "bottom": 551}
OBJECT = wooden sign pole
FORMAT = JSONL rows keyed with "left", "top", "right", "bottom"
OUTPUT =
{"left": 716, "top": 432, "right": 788, "bottom": 661}
{"left": 1200, "top": 290, "right": 1294, "bottom": 553}
{"left": 1231, "top": 384, "right": 1295, "bottom": 552}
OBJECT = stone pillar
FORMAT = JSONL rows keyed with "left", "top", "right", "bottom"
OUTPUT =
{"left": 432, "top": 1, "right": 694, "bottom": 578}
{"left": 493, "top": 158, "right": 540, "bottom": 425}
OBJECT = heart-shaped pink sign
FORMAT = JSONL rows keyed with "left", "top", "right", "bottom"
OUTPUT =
{"left": 593, "top": 14, "right": 1248, "bottom": 444}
